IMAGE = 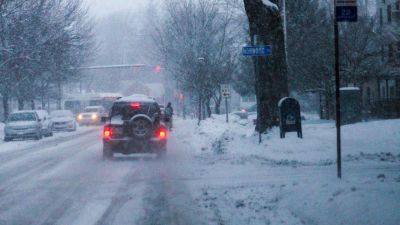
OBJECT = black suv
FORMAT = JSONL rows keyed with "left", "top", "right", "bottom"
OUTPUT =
{"left": 101, "top": 95, "right": 167, "bottom": 159}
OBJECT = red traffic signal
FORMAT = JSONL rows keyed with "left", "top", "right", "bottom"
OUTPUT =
{"left": 156, "top": 66, "right": 161, "bottom": 72}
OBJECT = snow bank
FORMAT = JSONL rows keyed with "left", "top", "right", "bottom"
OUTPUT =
{"left": 182, "top": 114, "right": 400, "bottom": 164}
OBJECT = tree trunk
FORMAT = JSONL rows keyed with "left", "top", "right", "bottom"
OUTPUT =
{"left": 18, "top": 98, "right": 24, "bottom": 110}
{"left": 30, "top": 98, "right": 35, "bottom": 110}
{"left": 243, "top": 0, "right": 289, "bottom": 133}
{"left": 202, "top": 100, "right": 206, "bottom": 120}
{"left": 214, "top": 95, "right": 222, "bottom": 115}
{"left": 206, "top": 97, "right": 212, "bottom": 118}
{"left": 198, "top": 95, "right": 202, "bottom": 125}
{"left": 2, "top": 92, "right": 9, "bottom": 121}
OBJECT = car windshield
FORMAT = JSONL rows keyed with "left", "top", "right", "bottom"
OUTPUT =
{"left": 84, "top": 108, "right": 99, "bottom": 112}
{"left": 51, "top": 111, "right": 70, "bottom": 117}
{"left": 8, "top": 113, "right": 36, "bottom": 122}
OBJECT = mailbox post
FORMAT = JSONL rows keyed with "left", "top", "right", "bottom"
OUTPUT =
{"left": 278, "top": 97, "right": 302, "bottom": 139}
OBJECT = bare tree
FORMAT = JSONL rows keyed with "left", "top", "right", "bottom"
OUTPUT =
{"left": 151, "top": 0, "right": 239, "bottom": 121}
{"left": 0, "top": 0, "right": 95, "bottom": 117}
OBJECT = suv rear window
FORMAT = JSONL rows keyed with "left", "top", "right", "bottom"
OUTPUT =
{"left": 110, "top": 102, "right": 152, "bottom": 120}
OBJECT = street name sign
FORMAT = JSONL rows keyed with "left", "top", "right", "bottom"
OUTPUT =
{"left": 242, "top": 45, "right": 271, "bottom": 56}
{"left": 336, "top": 0, "right": 357, "bottom": 22}
{"left": 221, "top": 85, "right": 230, "bottom": 98}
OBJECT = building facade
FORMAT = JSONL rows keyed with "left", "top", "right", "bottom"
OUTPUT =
{"left": 361, "top": 0, "right": 400, "bottom": 118}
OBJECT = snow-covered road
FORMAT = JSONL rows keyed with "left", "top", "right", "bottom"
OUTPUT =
{"left": 0, "top": 117, "right": 399, "bottom": 224}
{"left": 0, "top": 126, "right": 204, "bottom": 224}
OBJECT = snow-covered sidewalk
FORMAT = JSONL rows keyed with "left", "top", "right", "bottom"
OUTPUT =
{"left": 173, "top": 114, "right": 400, "bottom": 224}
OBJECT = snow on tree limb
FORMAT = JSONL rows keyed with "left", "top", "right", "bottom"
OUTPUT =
{"left": 262, "top": 0, "right": 279, "bottom": 12}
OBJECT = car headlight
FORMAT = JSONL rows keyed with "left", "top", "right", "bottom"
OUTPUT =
{"left": 78, "top": 114, "right": 82, "bottom": 120}
{"left": 92, "top": 114, "right": 97, "bottom": 119}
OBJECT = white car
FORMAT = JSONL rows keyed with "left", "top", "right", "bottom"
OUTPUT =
{"left": 51, "top": 110, "right": 77, "bottom": 131}
{"left": 4, "top": 111, "right": 43, "bottom": 141}
{"left": 77, "top": 106, "right": 107, "bottom": 126}
{"left": 35, "top": 110, "right": 53, "bottom": 137}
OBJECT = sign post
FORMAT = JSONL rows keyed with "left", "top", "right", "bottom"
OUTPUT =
{"left": 334, "top": 0, "right": 356, "bottom": 179}
{"left": 221, "top": 85, "right": 230, "bottom": 123}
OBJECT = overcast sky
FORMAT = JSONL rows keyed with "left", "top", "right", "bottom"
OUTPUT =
{"left": 83, "top": 0, "right": 145, "bottom": 17}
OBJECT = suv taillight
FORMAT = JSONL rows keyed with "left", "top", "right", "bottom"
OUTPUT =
{"left": 157, "top": 128, "right": 167, "bottom": 139}
{"left": 104, "top": 127, "right": 112, "bottom": 138}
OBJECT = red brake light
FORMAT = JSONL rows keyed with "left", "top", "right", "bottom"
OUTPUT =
{"left": 131, "top": 103, "right": 140, "bottom": 108}
{"left": 104, "top": 128, "right": 112, "bottom": 138}
{"left": 158, "top": 129, "right": 167, "bottom": 139}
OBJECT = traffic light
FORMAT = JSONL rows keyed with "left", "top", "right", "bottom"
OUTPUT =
{"left": 156, "top": 66, "right": 161, "bottom": 72}
{"left": 180, "top": 94, "right": 183, "bottom": 99}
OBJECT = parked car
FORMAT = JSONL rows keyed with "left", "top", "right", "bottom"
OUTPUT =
{"left": 4, "top": 110, "right": 42, "bottom": 141}
{"left": 101, "top": 94, "right": 167, "bottom": 159}
{"left": 51, "top": 110, "right": 77, "bottom": 131}
{"left": 35, "top": 110, "right": 53, "bottom": 137}
{"left": 77, "top": 106, "right": 107, "bottom": 126}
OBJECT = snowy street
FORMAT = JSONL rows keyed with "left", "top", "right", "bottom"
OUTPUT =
{"left": 0, "top": 115, "right": 399, "bottom": 224}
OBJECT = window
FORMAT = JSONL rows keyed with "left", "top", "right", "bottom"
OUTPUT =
{"left": 390, "top": 86, "right": 395, "bottom": 98}
{"left": 398, "top": 42, "right": 400, "bottom": 59}
{"left": 388, "top": 44, "right": 394, "bottom": 60}
{"left": 396, "top": 1, "right": 399, "bottom": 10}
{"left": 382, "top": 87, "right": 386, "bottom": 98}
{"left": 388, "top": 5, "right": 392, "bottom": 23}
{"left": 367, "top": 87, "right": 371, "bottom": 99}
{"left": 397, "top": 81, "right": 400, "bottom": 98}
{"left": 380, "top": 8, "right": 383, "bottom": 25}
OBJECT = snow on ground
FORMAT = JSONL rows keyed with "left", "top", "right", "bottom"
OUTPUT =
{"left": 174, "top": 114, "right": 400, "bottom": 224}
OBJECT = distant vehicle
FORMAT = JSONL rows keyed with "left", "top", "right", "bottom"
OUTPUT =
{"left": 51, "top": 110, "right": 77, "bottom": 131}
{"left": 35, "top": 110, "right": 53, "bottom": 137}
{"left": 77, "top": 106, "right": 107, "bottom": 126}
{"left": 101, "top": 94, "right": 167, "bottom": 159}
{"left": 4, "top": 111, "right": 42, "bottom": 141}
{"left": 63, "top": 93, "right": 123, "bottom": 115}
{"left": 245, "top": 104, "right": 257, "bottom": 114}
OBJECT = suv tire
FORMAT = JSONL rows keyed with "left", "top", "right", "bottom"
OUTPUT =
{"left": 4, "top": 137, "right": 12, "bottom": 142}
{"left": 103, "top": 143, "right": 114, "bottom": 160}
{"left": 130, "top": 117, "right": 152, "bottom": 139}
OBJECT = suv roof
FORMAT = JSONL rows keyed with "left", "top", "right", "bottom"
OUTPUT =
{"left": 116, "top": 94, "right": 155, "bottom": 103}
